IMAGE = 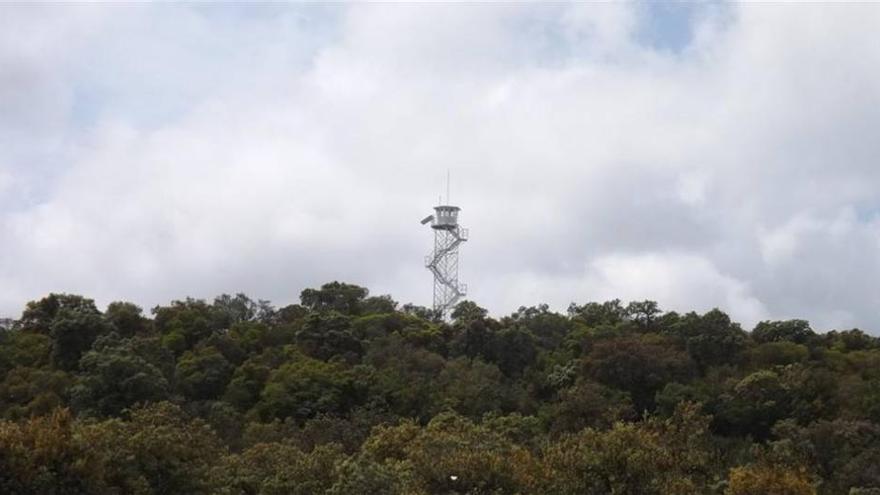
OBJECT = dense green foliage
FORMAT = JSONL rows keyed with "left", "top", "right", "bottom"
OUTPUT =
{"left": 1, "top": 282, "right": 879, "bottom": 494}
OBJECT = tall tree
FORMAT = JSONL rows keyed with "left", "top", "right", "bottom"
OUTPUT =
{"left": 300, "top": 282, "right": 369, "bottom": 315}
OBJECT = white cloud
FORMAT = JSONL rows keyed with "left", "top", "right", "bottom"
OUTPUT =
{"left": 2, "top": 4, "right": 880, "bottom": 332}
{"left": 490, "top": 253, "right": 767, "bottom": 329}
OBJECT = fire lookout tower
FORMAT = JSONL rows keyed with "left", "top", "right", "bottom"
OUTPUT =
{"left": 421, "top": 203, "right": 468, "bottom": 318}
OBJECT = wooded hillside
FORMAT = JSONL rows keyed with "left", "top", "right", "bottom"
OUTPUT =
{"left": 1, "top": 282, "right": 879, "bottom": 494}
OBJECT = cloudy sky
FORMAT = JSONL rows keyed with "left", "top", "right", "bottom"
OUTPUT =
{"left": 3, "top": 3, "right": 880, "bottom": 331}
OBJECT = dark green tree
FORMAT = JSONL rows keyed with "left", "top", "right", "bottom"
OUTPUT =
{"left": 367, "top": 339, "right": 445, "bottom": 420}
{"left": 0, "top": 366, "right": 72, "bottom": 419}
{"left": 213, "top": 293, "right": 276, "bottom": 328}
{"left": 18, "top": 294, "right": 112, "bottom": 371}
{"left": 502, "top": 304, "right": 573, "bottom": 351}
{"left": 752, "top": 320, "right": 816, "bottom": 345}
{"left": 223, "top": 357, "right": 273, "bottom": 412}
{"left": 667, "top": 309, "right": 747, "bottom": 373}
{"left": 451, "top": 300, "right": 489, "bottom": 324}
{"left": 485, "top": 326, "right": 538, "bottom": 377}
{"left": 176, "top": 346, "right": 235, "bottom": 401}
{"left": 254, "top": 355, "right": 360, "bottom": 422}
{"left": 714, "top": 370, "right": 792, "bottom": 440}
{"left": 567, "top": 299, "right": 627, "bottom": 327}
{"left": 300, "top": 281, "right": 369, "bottom": 315}
{"left": 104, "top": 301, "right": 150, "bottom": 338}
{"left": 626, "top": 300, "right": 662, "bottom": 331}
{"left": 19, "top": 293, "right": 100, "bottom": 333}
{"left": 296, "top": 311, "right": 362, "bottom": 362}
{"left": 153, "top": 298, "right": 223, "bottom": 354}
{"left": 80, "top": 402, "right": 226, "bottom": 494}
{"left": 361, "top": 295, "right": 398, "bottom": 315}
{"left": 71, "top": 336, "right": 170, "bottom": 417}
{"left": 50, "top": 309, "right": 114, "bottom": 371}
{"left": 0, "top": 331, "right": 51, "bottom": 370}
{"left": 541, "top": 380, "right": 635, "bottom": 435}
{"left": 582, "top": 334, "right": 695, "bottom": 412}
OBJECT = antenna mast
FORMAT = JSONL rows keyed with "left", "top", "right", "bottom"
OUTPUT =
{"left": 447, "top": 169, "right": 450, "bottom": 204}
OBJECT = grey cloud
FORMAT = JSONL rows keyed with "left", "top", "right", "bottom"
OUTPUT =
{"left": 2, "top": 4, "right": 880, "bottom": 333}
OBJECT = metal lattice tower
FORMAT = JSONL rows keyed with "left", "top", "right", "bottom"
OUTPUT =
{"left": 421, "top": 204, "right": 468, "bottom": 318}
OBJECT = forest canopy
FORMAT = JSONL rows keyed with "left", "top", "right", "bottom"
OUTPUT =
{"left": 1, "top": 282, "right": 879, "bottom": 494}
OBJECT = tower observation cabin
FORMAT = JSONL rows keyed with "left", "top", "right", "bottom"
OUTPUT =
{"left": 431, "top": 205, "right": 460, "bottom": 230}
